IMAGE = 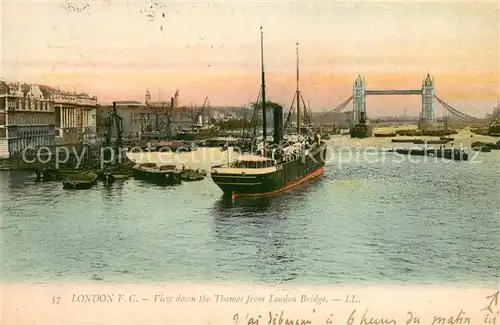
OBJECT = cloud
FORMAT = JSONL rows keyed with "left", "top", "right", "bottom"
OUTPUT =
{"left": 2, "top": 1, "right": 498, "bottom": 115}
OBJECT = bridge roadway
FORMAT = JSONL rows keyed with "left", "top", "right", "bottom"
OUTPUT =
{"left": 364, "top": 89, "right": 422, "bottom": 95}
{"left": 319, "top": 112, "right": 486, "bottom": 124}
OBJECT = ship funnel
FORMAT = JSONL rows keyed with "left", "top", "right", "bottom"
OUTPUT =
{"left": 170, "top": 97, "right": 174, "bottom": 108}
{"left": 273, "top": 105, "right": 283, "bottom": 144}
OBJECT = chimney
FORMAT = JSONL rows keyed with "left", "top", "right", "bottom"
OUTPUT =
{"left": 273, "top": 105, "right": 283, "bottom": 144}
{"left": 170, "top": 97, "right": 174, "bottom": 108}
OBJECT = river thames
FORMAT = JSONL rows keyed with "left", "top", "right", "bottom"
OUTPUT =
{"left": 1, "top": 134, "right": 499, "bottom": 286}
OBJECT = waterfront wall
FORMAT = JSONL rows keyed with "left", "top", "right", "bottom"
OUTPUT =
{"left": 0, "top": 139, "right": 8, "bottom": 158}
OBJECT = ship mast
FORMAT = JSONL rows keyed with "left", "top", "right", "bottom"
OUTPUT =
{"left": 260, "top": 26, "right": 267, "bottom": 154}
{"left": 296, "top": 42, "right": 301, "bottom": 135}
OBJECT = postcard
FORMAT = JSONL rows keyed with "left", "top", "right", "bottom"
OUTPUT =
{"left": 1, "top": 1, "right": 498, "bottom": 324}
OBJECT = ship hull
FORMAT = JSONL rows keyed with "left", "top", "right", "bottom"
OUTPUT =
{"left": 211, "top": 143, "right": 327, "bottom": 198}
{"left": 133, "top": 168, "right": 182, "bottom": 185}
{"left": 174, "top": 130, "right": 218, "bottom": 141}
{"left": 350, "top": 125, "right": 373, "bottom": 138}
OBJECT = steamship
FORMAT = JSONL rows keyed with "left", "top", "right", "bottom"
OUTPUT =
{"left": 350, "top": 111, "right": 373, "bottom": 138}
{"left": 210, "top": 28, "right": 328, "bottom": 198}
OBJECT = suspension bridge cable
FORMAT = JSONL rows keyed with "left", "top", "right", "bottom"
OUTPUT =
{"left": 434, "top": 95, "right": 479, "bottom": 120}
{"left": 329, "top": 95, "right": 354, "bottom": 113}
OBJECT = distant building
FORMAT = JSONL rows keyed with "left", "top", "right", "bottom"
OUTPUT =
{"left": 96, "top": 89, "right": 189, "bottom": 138}
{"left": 97, "top": 101, "right": 194, "bottom": 139}
{"left": 207, "top": 107, "right": 247, "bottom": 121}
{"left": 96, "top": 102, "right": 144, "bottom": 138}
{"left": 0, "top": 81, "right": 56, "bottom": 158}
{"left": 144, "top": 89, "right": 179, "bottom": 108}
{"left": 169, "top": 109, "right": 195, "bottom": 134}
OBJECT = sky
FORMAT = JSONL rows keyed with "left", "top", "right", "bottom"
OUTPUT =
{"left": 1, "top": 0, "right": 499, "bottom": 117}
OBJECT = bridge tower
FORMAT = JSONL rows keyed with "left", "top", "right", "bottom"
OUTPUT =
{"left": 420, "top": 73, "right": 436, "bottom": 129}
{"left": 352, "top": 75, "right": 366, "bottom": 122}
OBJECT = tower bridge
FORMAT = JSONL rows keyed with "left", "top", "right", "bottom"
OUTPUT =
{"left": 364, "top": 89, "right": 422, "bottom": 95}
{"left": 328, "top": 73, "right": 481, "bottom": 129}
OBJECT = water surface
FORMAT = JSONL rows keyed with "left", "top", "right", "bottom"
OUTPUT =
{"left": 1, "top": 141, "right": 499, "bottom": 286}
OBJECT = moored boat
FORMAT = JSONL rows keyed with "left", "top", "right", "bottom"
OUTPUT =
{"left": 180, "top": 169, "right": 205, "bottom": 182}
{"left": 173, "top": 125, "right": 218, "bottom": 141}
{"left": 62, "top": 172, "right": 98, "bottom": 190}
{"left": 36, "top": 168, "right": 93, "bottom": 182}
{"left": 472, "top": 146, "right": 491, "bottom": 152}
{"left": 387, "top": 148, "right": 468, "bottom": 161}
{"left": 374, "top": 133, "right": 396, "bottom": 137}
{"left": 133, "top": 163, "right": 182, "bottom": 184}
{"left": 211, "top": 141, "right": 326, "bottom": 198}
{"left": 350, "top": 116, "right": 373, "bottom": 138}
{"left": 210, "top": 29, "right": 327, "bottom": 198}
{"left": 413, "top": 139, "right": 451, "bottom": 145}
{"left": 471, "top": 141, "right": 499, "bottom": 151}
{"left": 145, "top": 140, "right": 194, "bottom": 152}
{"left": 204, "top": 137, "right": 240, "bottom": 148}
{"left": 101, "top": 169, "right": 134, "bottom": 183}
{"left": 34, "top": 167, "right": 61, "bottom": 181}
{"left": 391, "top": 139, "right": 416, "bottom": 143}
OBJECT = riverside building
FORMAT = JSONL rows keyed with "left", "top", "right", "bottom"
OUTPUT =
{"left": 0, "top": 81, "right": 56, "bottom": 158}
{"left": 38, "top": 85, "right": 97, "bottom": 143}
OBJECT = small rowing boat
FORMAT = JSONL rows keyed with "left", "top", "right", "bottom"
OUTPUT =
{"left": 62, "top": 172, "right": 98, "bottom": 190}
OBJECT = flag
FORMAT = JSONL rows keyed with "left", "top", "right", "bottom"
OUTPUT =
{"left": 220, "top": 142, "right": 229, "bottom": 152}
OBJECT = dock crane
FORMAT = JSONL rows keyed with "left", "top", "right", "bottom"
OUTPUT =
{"left": 101, "top": 102, "right": 123, "bottom": 166}
{"left": 194, "top": 96, "right": 209, "bottom": 125}
{"left": 102, "top": 101, "right": 139, "bottom": 166}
